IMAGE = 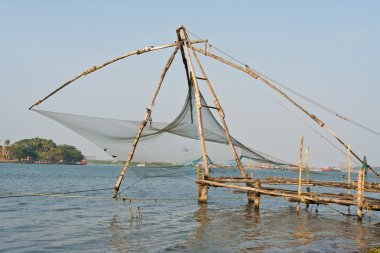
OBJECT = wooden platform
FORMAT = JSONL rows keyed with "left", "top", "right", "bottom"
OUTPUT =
{"left": 198, "top": 173, "right": 380, "bottom": 214}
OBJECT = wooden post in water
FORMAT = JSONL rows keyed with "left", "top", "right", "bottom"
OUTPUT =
{"left": 246, "top": 182, "right": 255, "bottom": 203}
{"left": 305, "top": 147, "right": 310, "bottom": 208}
{"left": 297, "top": 134, "right": 304, "bottom": 213}
{"left": 197, "top": 164, "right": 208, "bottom": 204}
{"left": 254, "top": 179, "right": 261, "bottom": 210}
{"left": 348, "top": 145, "right": 351, "bottom": 192}
{"left": 357, "top": 169, "right": 364, "bottom": 220}
{"left": 347, "top": 145, "right": 351, "bottom": 212}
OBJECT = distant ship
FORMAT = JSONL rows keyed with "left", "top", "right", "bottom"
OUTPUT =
{"left": 322, "top": 167, "right": 341, "bottom": 172}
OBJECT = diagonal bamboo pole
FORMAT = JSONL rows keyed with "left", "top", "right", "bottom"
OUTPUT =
{"left": 113, "top": 46, "right": 179, "bottom": 198}
{"left": 178, "top": 27, "right": 210, "bottom": 177}
{"left": 192, "top": 46, "right": 380, "bottom": 178}
{"left": 29, "top": 40, "right": 206, "bottom": 110}
{"left": 186, "top": 39, "right": 246, "bottom": 177}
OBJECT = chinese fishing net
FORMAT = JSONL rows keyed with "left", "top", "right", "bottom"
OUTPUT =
{"left": 33, "top": 80, "right": 291, "bottom": 168}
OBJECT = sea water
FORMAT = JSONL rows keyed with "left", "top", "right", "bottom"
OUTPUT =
{"left": 0, "top": 163, "right": 379, "bottom": 252}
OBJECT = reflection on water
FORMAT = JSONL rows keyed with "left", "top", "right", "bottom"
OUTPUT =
{"left": 1, "top": 164, "right": 380, "bottom": 252}
{"left": 181, "top": 204, "right": 377, "bottom": 252}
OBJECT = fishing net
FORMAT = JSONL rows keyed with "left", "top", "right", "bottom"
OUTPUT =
{"left": 34, "top": 82, "right": 290, "bottom": 167}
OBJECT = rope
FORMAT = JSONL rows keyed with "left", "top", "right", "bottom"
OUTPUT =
{"left": 0, "top": 187, "right": 113, "bottom": 199}
{"left": 325, "top": 203, "right": 356, "bottom": 217}
{"left": 117, "top": 166, "right": 198, "bottom": 196}
{"left": 246, "top": 75, "right": 361, "bottom": 167}
{"left": 187, "top": 29, "right": 380, "bottom": 139}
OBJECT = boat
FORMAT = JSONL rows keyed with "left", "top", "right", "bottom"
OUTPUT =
{"left": 322, "top": 167, "right": 341, "bottom": 172}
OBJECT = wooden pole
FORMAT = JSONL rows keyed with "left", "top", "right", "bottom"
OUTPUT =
{"left": 197, "top": 164, "right": 208, "bottom": 204}
{"left": 357, "top": 169, "right": 364, "bottom": 220}
{"left": 178, "top": 26, "right": 210, "bottom": 177}
{"left": 29, "top": 40, "right": 206, "bottom": 110}
{"left": 191, "top": 46, "right": 380, "bottom": 178}
{"left": 113, "top": 46, "right": 179, "bottom": 198}
{"left": 348, "top": 145, "right": 351, "bottom": 192}
{"left": 254, "top": 179, "right": 261, "bottom": 210}
{"left": 186, "top": 37, "right": 246, "bottom": 178}
{"left": 297, "top": 134, "right": 304, "bottom": 213}
{"left": 305, "top": 147, "right": 310, "bottom": 208}
{"left": 348, "top": 145, "right": 351, "bottom": 212}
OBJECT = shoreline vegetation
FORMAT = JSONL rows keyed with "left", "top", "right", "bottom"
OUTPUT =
{"left": 0, "top": 137, "right": 84, "bottom": 165}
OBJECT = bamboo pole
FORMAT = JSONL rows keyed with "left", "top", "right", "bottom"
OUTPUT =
{"left": 197, "top": 164, "right": 208, "bottom": 203}
{"left": 29, "top": 40, "right": 206, "bottom": 110}
{"left": 305, "top": 147, "right": 310, "bottom": 208}
{"left": 254, "top": 180, "right": 261, "bottom": 210}
{"left": 113, "top": 46, "right": 179, "bottom": 198}
{"left": 191, "top": 46, "right": 380, "bottom": 178}
{"left": 348, "top": 145, "right": 351, "bottom": 192}
{"left": 305, "top": 147, "right": 310, "bottom": 184}
{"left": 348, "top": 145, "right": 351, "bottom": 212}
{"left": 178, "top": 27, "right": 210, "bottom": 177}
{"left": 297, "top": 135, "right": 304, "bottom": 213}
{"left": 186, "top": 35, "right": 246, "bottom": 178}
{"left": 263, "top": 176, "right": 380, "bottom": 192}
{"left": 357, "top": 169, "right": 364, "bottom": 220}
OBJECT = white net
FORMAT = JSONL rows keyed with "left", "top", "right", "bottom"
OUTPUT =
{"left": 34, "top": 85, "right": 290, "bottom": 167}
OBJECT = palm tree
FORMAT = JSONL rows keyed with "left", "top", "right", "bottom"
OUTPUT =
{"left": 4, "top": 139, "right": 10, "bottom": 160}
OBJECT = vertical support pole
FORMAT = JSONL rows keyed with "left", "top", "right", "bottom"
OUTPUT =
{"left": 348, "top": 145, "right": 351, "bottom": 192}
{"left": 179, "top": 27, "right": 210, "bottom": 178}
{"left": 347, "top": 145, "right": 351, "bottom": 212}
{"left": 254, "top": 179, "right": 261, "bottom": 210}
{"left": 186, "top": 36, "right": 246, "bottom": 178}
{"left": 305, "top": 147, "right": 310, "bottom": 208}
{"left": 113, "top": 47, "right": 179, "bottom": 198}
{"left": 197, "top": 164, "right": 208, "bottom": 204}
{"left": 247, "top": 184, "right": 255, "bottom": 203}
{"left": 297, "top": 134, "right": 304, "bottom": 213}
{"left": 357, "top": 169, "right": 364, "bottom": 221}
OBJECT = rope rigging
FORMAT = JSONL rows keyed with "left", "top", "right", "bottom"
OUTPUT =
{"left": 187, "top": 29, "right": 380, "bottom": 139}
{"left": 186, "top": 29, "right": 379, "bottom": 178}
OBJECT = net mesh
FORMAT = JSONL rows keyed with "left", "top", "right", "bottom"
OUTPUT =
{"left": 34, "top": 84, "right": 290, "bottom": 167}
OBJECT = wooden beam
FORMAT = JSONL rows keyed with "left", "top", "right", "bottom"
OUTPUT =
{"left": 187, "top": 36, "right": 246, "bottom": 178}
{"left": 113, "top": 46, "right": 179, "bottom": 198}
{"left": 297, "top": 134, "right": 304, "bottom": 213}
{"left": 29, "top": 39, "right": 206, "bottom": 110}
{"left": 178, "top": 26, "right": 210, "bottom": 177}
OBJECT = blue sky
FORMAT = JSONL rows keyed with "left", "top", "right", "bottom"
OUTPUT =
{"left": 1, "top": 1, "right": 380, "bottom": 167}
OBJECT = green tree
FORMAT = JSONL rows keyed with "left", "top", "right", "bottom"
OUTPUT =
{"left": 9, "top": 144, "right": 37, "bottom": 161}
{"left": 8, "top": 137, "right": 84, "bottom": 164}
{"left": 45, "top": 144, "right": 84, "bottom": 163}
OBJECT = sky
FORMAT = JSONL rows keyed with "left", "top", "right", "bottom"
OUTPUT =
{"left": 1, "top": 0, "right": 380, "bottom": 167}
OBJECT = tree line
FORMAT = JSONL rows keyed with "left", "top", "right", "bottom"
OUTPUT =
{"left": 1, "top": 137, "right": 84, "bottom": 164}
